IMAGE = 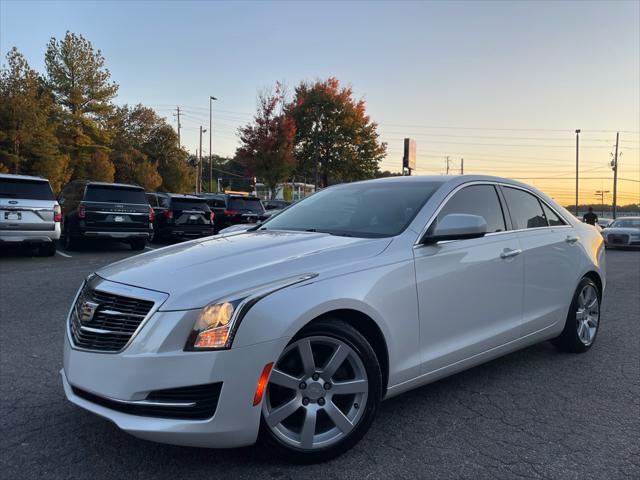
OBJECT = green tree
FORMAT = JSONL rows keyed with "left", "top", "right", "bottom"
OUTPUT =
{"left": 44, "top": 32, "right": 118, "bottom": 181}
{"left": 146, "top": 124, "right": 194, "bottom": 193}
{"left": 236, "top": 84, "right": 296, "bottom": 199}
{"left": 0, "top": 47, "right": 69, "bottom": 191}
{"left": 287, "top": 77, "right": 386, "bottom": 187}
{"left": 110, "top": 105, "right": 163, "bottom": 190}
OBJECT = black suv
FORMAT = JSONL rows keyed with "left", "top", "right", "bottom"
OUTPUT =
{"left": 263, "top": 199, "right": 291, "bottom": 210}
{"left": 197, "top": 193, "right": 266, "bottom": 233}
{"left": 147, "top": 193, "right": 214, "bottom": 242}
{"left": 59, "top": 181, "right": 153, "bottom": 250}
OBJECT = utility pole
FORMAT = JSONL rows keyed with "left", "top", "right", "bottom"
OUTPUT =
{"left": 195, "top": 148, "right": 199, "bottom": 193}
{"left": 313, "top": 106, "right": 320, "bottom": 191}
{"left": 575, "top": 129, "right": 581, "bottom": 216}
{"left": 445, "top": 156, "right": 451, "bottom": 175}
{"left": 595, "top": 190, "right": 610, "bottom": 217}
{"left": 460, "top": 158, "right": 464, "bottom": 175}
{"left": 611, "top": 132, "right": 620, "bottom": 219}
{"left": 174, "top": 106, "right": 182, "bottom": 148}
{"left": 209, "top": 96, "right": 217, "bottom": 193}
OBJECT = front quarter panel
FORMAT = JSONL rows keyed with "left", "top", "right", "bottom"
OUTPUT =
{"left": 232, "top": 254, "right": 422, "bottom": 388}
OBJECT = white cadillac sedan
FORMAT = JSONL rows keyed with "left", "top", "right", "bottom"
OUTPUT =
{"left": 62, "top": 176, "right": 606, "bottom": 463}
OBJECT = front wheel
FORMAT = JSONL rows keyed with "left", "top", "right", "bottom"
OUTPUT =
{"left": 260, "top": 319, "right": 382, "bottom": 463}
{"left": 552, "top": 277, "right": 601, "bottom": 353}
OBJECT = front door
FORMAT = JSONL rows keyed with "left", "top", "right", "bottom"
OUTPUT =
{"left": 413, "top": 184, "right": 524, "bottom": 374}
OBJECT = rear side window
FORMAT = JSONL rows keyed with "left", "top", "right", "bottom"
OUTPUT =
{"left": 170, "top": 199, "right": 210, "bottom": 211}
{"left": 228, "top": 197, "right": 264, "bottom": 214}
{"left": 84, "top": 185, "right": 147, "bottom": 204}
{"left": 0, "top": 178, "right": 54, "bottom": 200}
{"left": 541, "top": 203, "right": 565, "bottom": 226}
{"left": 437, "top": 185, "right": 506, "bottom": 233}
{"left": 503, "top": 187, "right": 548, "bottom": 229}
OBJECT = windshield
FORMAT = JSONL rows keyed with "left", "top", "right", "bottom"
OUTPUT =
{"left": 85, "top": 185, "right": 147, "bottom": 203}
{"left": 610, "top": 218, "right": 640, "bottom": 229}
{"left": 171, "top": 199, "right": 210, "bottom": 211}
{"left": 0, "top": 178, "right": 54, "bottom": 200}
{"left": 261, "top": 181, "right": 443, "bottom": 238}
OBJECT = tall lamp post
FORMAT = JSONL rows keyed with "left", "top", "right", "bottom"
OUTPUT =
{"left": 575, "top": 129, "right": 581, "bottom": 216}
{"left": 209, "top": 96, "right": 217, "bottom": 193}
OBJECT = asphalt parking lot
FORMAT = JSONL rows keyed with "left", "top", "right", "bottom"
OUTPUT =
{"left": 1, "top": 242, "right": 639, "bottom": 480}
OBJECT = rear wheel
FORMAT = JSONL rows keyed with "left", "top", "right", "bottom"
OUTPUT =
{"left": 38, "top": 242, "right": 56, "bottom": 257}
{"left": 63, "top": 224, "right": 80, "bottom": 250}
{"left": 129, "top": 238, "right": 147, "bottom": 251}
{"left": 260, "top": 319, "right": 382, "bottom": 463}
{"left": 552, "top": 277, "right": 601, "bottom": 353}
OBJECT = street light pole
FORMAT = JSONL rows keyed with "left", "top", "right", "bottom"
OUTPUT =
{"left": 575, "top": 129, "right": 581, "bottom": 216}
{"left": 209, "top": 96, "right": 217, "bottom": 193}
{"left": 199, "top": 126, "right": 207, "bottom": 194}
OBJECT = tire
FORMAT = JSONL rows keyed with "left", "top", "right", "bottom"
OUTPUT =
{"left": 63, "top": 224, "right": 80, "bottom": 251}
{"left": 129, "top": 238, "right": 147, "bottom": 251}
{"left": 552, "top": 277, "right": 601, "bottom": 353}
{"left": 260, "top": 319, "right": 382, "bottom": 463}
{"left": 38, "top": 242, "right": 56, "bottom": 257}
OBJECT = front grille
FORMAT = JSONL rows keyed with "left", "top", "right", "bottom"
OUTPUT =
{"left": 69, "top": 285, "right": 155, "bottom": 352}
{"left": 608, "top": 234, "right": 629, "bottom": 244}
{"left": 71, "top": 383, "right": 223, "bottom": 420}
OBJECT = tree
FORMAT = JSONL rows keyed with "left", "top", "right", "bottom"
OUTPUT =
{"left": 0, "top": 48, "right": 69, "bottom": 191}
{"left": 44, "top": 32, "right": 118, "bottom": 181}
{"left": 147, "top": 124, "right": 194, "bottom": 193}
{"left": 109, "top": 105, "right": 163, "bottom": 190}
{"left": 236, "top": 84, "right": 296, "bottom": 199}
{"left": 287, "top": 77, "right": 386, "bottom": 187}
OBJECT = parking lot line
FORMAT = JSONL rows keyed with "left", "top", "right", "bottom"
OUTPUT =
{"left": 56, "top": 250, "right": 72, "bottom": 258}
{"left": 144, "top": 246, "right": 156, "bottom": 250}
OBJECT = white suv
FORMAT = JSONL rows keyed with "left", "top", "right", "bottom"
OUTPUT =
{"left": 0, "top": 173, "right": 61, "bottom": 256}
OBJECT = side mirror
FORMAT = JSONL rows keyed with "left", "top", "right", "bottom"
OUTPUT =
{"left": 423, "top": 214, "right": 487, "bottom": 244}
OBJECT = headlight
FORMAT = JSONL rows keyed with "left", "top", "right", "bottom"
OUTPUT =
{"left": 185, "top": 298, "right": 246, "bottom": 351}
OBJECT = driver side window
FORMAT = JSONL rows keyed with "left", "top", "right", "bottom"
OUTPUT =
{"left": 436, "top": 184, "right": 507, "bottom": 233}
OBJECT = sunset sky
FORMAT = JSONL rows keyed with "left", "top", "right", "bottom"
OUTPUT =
{"left": 2, "top": 0, "right": 638, "bottom": 206}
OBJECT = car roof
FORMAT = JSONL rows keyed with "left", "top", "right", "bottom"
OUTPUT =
{"left": 163, "top": 193, "right": 205, "bottom": 200}
{"left": 0, "top": 173, "right": 49, "bottom": 182}
{"left": 83, "top": 181, "right": 143, "bottom": 189}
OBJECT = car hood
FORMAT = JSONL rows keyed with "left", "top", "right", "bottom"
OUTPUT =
{"left": 96, "top": 230, "right": 392, "bottom": 310}
{"left": 603, "top": 227, "right": 640, "bottom": 235}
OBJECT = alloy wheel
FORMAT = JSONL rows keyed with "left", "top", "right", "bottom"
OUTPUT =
{"left": 263, "top": 336, "right": 369, "bottom": 450}
{"left": 576, "top": 284, "right": 599, "bottom": 346}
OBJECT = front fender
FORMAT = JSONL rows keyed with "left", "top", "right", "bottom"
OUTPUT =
{"left": 232, "top": 259, "right": 421, "bottom": 388}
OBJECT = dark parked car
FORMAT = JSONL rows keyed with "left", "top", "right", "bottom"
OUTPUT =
{"left": 197, "top": 193, "right": 266, "bottom": 233}
{"left": 147, "top": 193, "right": 214, "bottom": 242}
{"left": 59, "top": 181, "right": 153, "bottom": 250}
{"left": 263, "top": 199, "right": 291, "bottom": 210}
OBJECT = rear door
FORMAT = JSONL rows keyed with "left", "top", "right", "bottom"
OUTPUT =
{"left": 501, "top": 186, "right": 579, "bottom": 335}
{"left": 0, "top": 177, "right": 56, "bottom": 233}
{"left": 170, "top": 198, "right": 213, "bottom": 236}
{"left": 82, "top": 185, "right": 150, "bottom": 232}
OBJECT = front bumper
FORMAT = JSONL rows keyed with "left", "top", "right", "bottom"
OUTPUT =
{"left": 62, "top": 308, "right": 289, "bottom": 448}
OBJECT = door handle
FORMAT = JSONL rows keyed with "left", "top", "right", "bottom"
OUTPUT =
{"left": 500, "top": 248, "right": 522, "bottom": 259}
{"left": 565, "top": 236, "right": 579, "bottom": 244}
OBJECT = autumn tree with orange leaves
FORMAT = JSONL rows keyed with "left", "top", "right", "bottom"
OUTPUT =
{"left": 287, "top": 77, "right": 386, "bottom": 188}
{"left": 236, "top": 84, "right": 296, "bottom": 199}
